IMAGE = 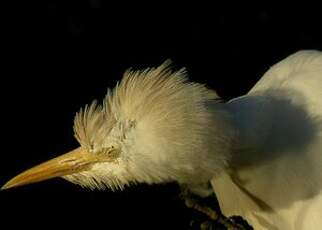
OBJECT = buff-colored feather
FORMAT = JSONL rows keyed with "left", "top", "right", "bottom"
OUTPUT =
{"left": 69, "top": 60, "right": 234, "bottom": 190}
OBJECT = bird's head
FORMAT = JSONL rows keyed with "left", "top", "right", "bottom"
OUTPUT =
{"left": 2, "top": 61, "right": 233, "bottom": 191}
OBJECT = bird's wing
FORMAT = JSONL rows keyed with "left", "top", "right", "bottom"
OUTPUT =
{"left": 248, "top": 50, "right": 322, "bottom": 95}
{"left": 212, "top": 50, "right": 322, "bottom": 230}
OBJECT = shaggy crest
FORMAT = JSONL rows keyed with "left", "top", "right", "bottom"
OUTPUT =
{"left": 73, "top": 60, "right": 220, "bottom": 153}
{"left": 68, "top": 60, "right": 234, "bottom": 190}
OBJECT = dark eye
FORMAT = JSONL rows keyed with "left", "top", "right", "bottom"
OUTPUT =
{"left": 107, "top": 146, "right": 119, "bottom": 158}
{"left": 98, "top": 146, "right": 119, "bottom": 158}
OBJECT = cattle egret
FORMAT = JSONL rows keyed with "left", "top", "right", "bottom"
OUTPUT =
{"left": 2, "top": 50, "right": 322, "bottom": 230}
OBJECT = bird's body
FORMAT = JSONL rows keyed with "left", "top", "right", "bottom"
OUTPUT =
{"left": 211, "top": 50, "right": 322, "bottom": 229}
{"left": 3, "top": 50, "right": 322, "bottom": 230}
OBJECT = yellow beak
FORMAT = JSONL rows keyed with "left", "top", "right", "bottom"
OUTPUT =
{"left": 1, "top": 147, "right": 96, "bottom": 190}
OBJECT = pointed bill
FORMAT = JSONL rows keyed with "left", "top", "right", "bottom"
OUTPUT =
{"left": 1, "top": 147, "right": 97, "bottom": 190}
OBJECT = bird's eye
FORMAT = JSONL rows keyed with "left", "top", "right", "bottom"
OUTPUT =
{"left": 96, "top": 146, "right": 119, "bottom": 160}
{"left": 105, "top": 146, "right": 119, "bottom": 158}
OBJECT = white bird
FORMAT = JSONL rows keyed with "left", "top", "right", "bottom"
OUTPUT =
{"left": 2, "top": 50, "right": 322, "bottom": 230}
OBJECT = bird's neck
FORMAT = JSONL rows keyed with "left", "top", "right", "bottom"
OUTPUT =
{"left": 221, "top": 95, "right": 276, "bottom": 170}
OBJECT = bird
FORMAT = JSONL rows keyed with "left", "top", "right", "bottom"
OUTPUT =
{"left": 2, "top": 50, "right": 322, "bottom": 230}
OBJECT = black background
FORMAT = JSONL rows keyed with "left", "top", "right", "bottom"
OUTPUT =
{"left": 1, "top": 2, "right": 322, "bottom": 229}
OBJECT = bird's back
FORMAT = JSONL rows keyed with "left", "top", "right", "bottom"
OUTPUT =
{"left": 211, "top": 50, "right": 322, "bottom": 229}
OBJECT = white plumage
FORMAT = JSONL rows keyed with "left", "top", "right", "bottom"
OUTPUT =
{"left": 68, "top": 60, "right": 234, "bottom": 190}
{"left": 212, "top": 50, "right": 322, "bottom": 229}
{"left": 3, "top": 50, "right": 322, "bottom": 230}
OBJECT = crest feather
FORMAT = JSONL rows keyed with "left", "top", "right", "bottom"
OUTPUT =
{"left": 74, "top": 60, "right": 219, "bottom": 150}
{"left": 107, "top": 60, "right": 218, "bottom": 121}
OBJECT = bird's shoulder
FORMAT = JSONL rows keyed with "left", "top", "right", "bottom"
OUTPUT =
{"left": 249, "top": 50, "right": 322, "bottom": 94}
